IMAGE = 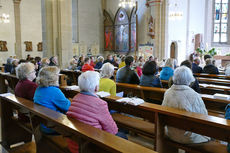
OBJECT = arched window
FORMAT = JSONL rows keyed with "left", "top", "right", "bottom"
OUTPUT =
{"left": 104, "top": 10, "right": 114, "bottom": 51}
{"left": 130, "top": 7, "right": 137, "bottom": 52}
{"left": 213, "top": 0, "right": 230, "bottom": 44}
{"left": 114, "top": 8, "right": 129, "bottom": 52}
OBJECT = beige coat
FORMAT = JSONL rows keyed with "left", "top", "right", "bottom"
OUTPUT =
{"left": 162, "top": 85, "right": 210, "bottom": 144}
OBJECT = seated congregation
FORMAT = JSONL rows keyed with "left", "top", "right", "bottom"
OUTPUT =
{"left": 1, "top": 53, "right": 230, "bottom": 153}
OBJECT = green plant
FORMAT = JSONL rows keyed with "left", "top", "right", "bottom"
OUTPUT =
{"left": 196, "top": 47, "right": 217, "bottom": 57}
{"left": 226, "top": 53, "right": 230, "bottom": 56}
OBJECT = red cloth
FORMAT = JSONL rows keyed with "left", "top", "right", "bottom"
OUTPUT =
{"left": 81, "top": 64, "right": 94, "bottom": 72}
{"left": 15, "top": 79, "right": 38, "bottom": 101}
{"left": 90, "top": 61, "right": 95, "bottom": 67}
{"left": 136, "top": 66, "right": 142, "bottom": 77}
{"left": 66, "top": 93, "right": 118, "bottom": 153}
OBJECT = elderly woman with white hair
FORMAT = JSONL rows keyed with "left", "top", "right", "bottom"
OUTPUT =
{"left": 94, "top": 56, "right": 104, "bottom": 69}
{"left": 34, "top": 66, "right": 71, "bottom": 134}
{"left": 162, "top": 66, "right": 210, "bottom": 144}
{"left": 15, "top": 62, "right": 38, "bottom": 100}
{"left": 66, "top": 71, "right": 118, "bottom": 153}
{"left": 99, "top": 63, "right": 116, "bottom": 96}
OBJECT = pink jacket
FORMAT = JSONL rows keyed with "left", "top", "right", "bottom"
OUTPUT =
{"left": 66, "top": 93, "right": 118, "bottom": 153}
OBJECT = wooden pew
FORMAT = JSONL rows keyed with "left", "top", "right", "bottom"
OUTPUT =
{"left": 0, "top": 72, "right": 8, "bottom": 94}
{"left": 197, "top": 77, "right": 230, "bottom": 86}
{"left": 60, "top": 87, "right": 229, "bottom": 153}
{"left": 194, "top": 73, "right": 230, "bottom": 80}
{"left": 60, "top": 70, "right": 82, "bottom": 85}
{"left": 0, "top": 66, "right": 4, "bottom": 72}
{"left": 0, "top": 73, "right": 67, "bottom": 93}
{"left": 200, "top": 83, "right": 230, "bottom": 95}
{"left": 115, "top": 83, "right": 228, "bottom": 117}
{"left": 0, "top": 94, "right": 155, "bottom": 153}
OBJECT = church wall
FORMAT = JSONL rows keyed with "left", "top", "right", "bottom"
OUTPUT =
{"left": 0, "top": 0, "right": 42, "bottom": 64}
{"left": 0, "top": 0, "right": 15, "bottom": 65}
{"left": 205, "top": 0, "right": 230, "bottom": 56}
{"left": 167, "top": 0, "right": 189, "bottom": 64}
{"left": 77, "top": 0, "right": 103, "bottom": 56}
{"left": 20, "top": 0, "right": 43, "bottom": 59}
{"left": 167, "top": 0, "right": 206, "bottom": 64}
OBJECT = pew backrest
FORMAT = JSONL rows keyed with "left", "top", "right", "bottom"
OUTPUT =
{"left": 0, "top": 94, "right": 155, "bottom": 153}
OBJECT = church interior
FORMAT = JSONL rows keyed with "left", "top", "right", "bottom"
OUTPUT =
{"left": 0, "top": 0, "right": 230, "bottom": 153}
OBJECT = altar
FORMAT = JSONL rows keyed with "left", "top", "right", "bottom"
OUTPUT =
{"left": 214, "top": 55, "right": 230, "bottom": 67}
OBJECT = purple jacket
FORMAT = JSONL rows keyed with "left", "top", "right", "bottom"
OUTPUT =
{"left": 66, "top": 92, "right": 118, "bottom": 153}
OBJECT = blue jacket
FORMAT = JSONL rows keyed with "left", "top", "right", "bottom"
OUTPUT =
{"left": 34, "top": 86, "right": 71, "bottom": 134}
{"left": 94, "top": 61, "right": 103, "bottom": 69}
{"left": 160, "top": 67, "right": 174, "bottom": 81}
{"left": 140, "top": 75, "right": 162, "bottom": 88}
{"left": 192, "top": 63, "right": 203, "bottom": 73}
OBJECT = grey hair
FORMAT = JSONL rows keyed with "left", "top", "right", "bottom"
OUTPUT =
{"left": 165, "top": 58, "right": 174, "bottom": 69}
{"left": 78, "top": 71, "right": 100, "bottom": 93}
{"left": 36, "top": 66, "right": 60, "bottom": 87}
{"left": 173, "top": 66, "right": 195, "bottom": 86}
{"left": 100, "top": 63, "right": 114, "bottom": 78}
{"left": 98, "top": 56, "right": 104, "bottom": 62}
{"left": 16, "top": 62, "right": 35, "bottom": 80}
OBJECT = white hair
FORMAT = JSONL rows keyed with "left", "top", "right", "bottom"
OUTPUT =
{"left": 165, "top": 58, "right": 174, "bottom": 69}
{"left": 100, "top": 63, "right": 114, "bottom": 78}
{"left": 78, "top": 71, "right": 100, "bottom": 93}
{"left": 97, "top": 56, "right": 104, "bottom": 62}
{"left": 16, "top": 62, "right": 35, "bottom": 80}
{"left": 173, "top": 66, "right": 195, "bottom": 86}
{"left": 36, "top": 66, "right": 60, "bottom": 87}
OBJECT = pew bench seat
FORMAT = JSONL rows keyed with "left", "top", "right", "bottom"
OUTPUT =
{"left": 165, "top": 138, "right": 227, "bottom": 153}
{"left": 112, "top": 113, "right": 155, "bottom": 138}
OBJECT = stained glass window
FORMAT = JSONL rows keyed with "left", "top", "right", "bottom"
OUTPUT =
{"left": 104, "top": 10, "right": 114, "bottom": 51}
{"left": 130, "top": 7, "right": 137, "bottom": 52}
{"left": 114, "top": 8, "right": 129, "bottom": 52}
{"left": 213, "top": 0, "right": 229, "bottom": 43}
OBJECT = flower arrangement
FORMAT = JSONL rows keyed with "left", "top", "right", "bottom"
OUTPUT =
{"left": 196, "top": 47, "right": 217, "bottom": 57}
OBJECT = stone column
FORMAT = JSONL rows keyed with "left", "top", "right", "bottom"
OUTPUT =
{"left": 41, "top": 0, "right": 72, "bottom": 68}
{"left": 13, "top": 0, "right": 22, "bottom": 58}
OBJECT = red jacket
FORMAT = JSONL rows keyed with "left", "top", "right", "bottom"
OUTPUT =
{"left": 66, "top": 93, "right": 118, "bottom": 153}
{"left": 15, "top": 79, "right": 38, "bottom": 100}
{"left": 81, "top": 64, "right": 94, "bottom": 72}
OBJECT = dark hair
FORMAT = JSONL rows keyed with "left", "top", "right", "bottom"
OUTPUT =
{"left": 142, "top": 61, "right": 157, "bottom": 75}
{"left": 84, "top": 57, "right": 90, "bottom": 63}
{"left": 125, "top": 56, "right": 134, "bottom": 66}
{"left": 138, "top": 56, "right": 143, "bottom": 61}
{"left": 180, "top": 60, "right": 192, "bottom": 69}
{"left": 19, "top": 59, "right": 27, "bottom": 64}
{"left": 204, "top": 54, "right": 212, "bottom": 61}
{"left": 35, "top": 56, "right": 41, "bottom": 62}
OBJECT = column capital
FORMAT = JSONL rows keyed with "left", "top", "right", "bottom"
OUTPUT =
{"left": 13, "top": 0, "right": 21, "bottom": 4}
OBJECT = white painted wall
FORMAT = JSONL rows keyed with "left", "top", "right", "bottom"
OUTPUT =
{"left": 167, "top": 0, "right": 188, "bottom": 64}
{"left": 167, "top": 0, "right": 206, "bottom": 64}
{"left": 20, "top": 0, "right": 42, "bottom": 59}
{"left": 78, "top": 0, "right": 103, "bottom": 54}
{"left": 0, "top": 0, "right": 42, "bottom": 64}
{"left": 0, "top": 0, "right": 15, "bottom": 64}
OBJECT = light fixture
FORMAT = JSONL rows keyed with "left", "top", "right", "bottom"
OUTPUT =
{"left": 0, "top": 0, "right": 10, "bottom": 23}
{"left": 0, "top": 13, "right": 10, "bottom": 23}
{"left": 118, "top": 0, "right": 136, "bottom": 8}
{"left": 168, "top": 3, "right": 183, "bottom": 20}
